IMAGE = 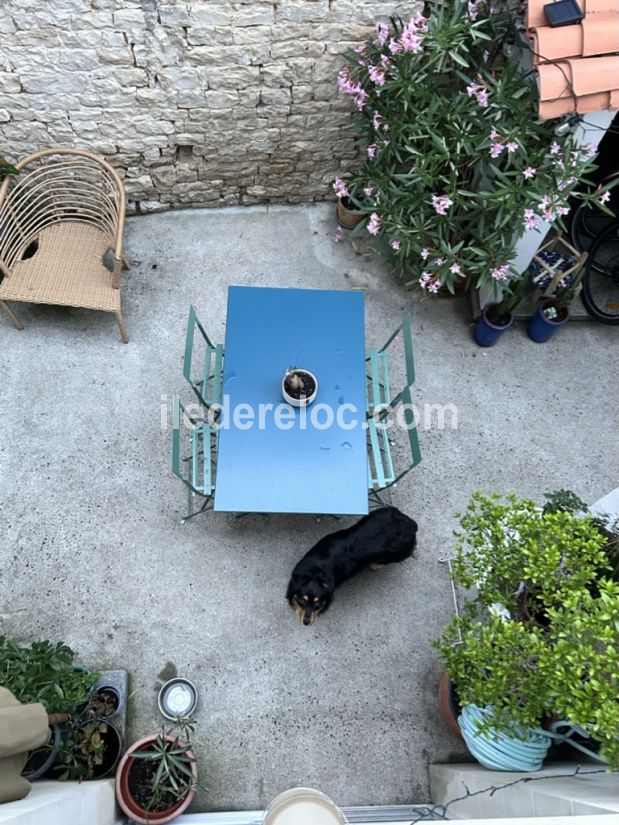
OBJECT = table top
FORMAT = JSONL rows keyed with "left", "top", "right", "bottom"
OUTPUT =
{"left": 214, "top": 286, "right": 369, "bottom": 514}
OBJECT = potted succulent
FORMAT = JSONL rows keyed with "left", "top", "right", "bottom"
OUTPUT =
{"left": 115, "top": 718, "right": 198, "bottom": 825}
{"left": 333, "top": 2, "right": 603, "bottom": 299}
{"left": 282, "top": 367, "right": 318, "bottom": 407}
{"left": 434, "top": 491, "right": 619, "bottom": 769}
{"left": 473, "top": 272, "right": 528, "bottom": 347}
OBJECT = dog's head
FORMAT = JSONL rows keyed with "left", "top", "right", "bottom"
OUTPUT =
{"left": 286, "top": 574, "right": 332, "bottom": 625}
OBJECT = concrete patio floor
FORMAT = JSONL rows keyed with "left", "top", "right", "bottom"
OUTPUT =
{"left": 0, "top": 203, "right": 617, "bottom": 812}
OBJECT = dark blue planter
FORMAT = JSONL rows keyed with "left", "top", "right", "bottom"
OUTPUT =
{"left": 527, "top": 299, "right": 569, "bottom": 343}
{"left": 474, "top": 304, "right": 514, "bottom": 347}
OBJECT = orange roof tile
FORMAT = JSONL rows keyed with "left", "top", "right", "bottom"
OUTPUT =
{"left": 527, "top": 0, "right": 619, "bottom": 119}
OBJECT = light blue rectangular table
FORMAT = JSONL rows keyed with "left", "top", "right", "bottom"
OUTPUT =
{"left": 214, "top": 286, "right": 369, "bottom": 514}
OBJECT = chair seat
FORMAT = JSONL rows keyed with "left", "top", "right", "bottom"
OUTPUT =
{"left": 0, "top": 221, "right": 120, "bottom": 312}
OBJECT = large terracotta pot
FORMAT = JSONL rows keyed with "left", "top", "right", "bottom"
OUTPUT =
{"left": 438, "top": 672, "right": 464, "bottom": 740}
{"left": 115, "top": 734, "right": 197, "bottom": 825}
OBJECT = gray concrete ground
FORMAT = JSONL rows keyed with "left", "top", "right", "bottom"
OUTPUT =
{"left": 1, "top": 203, "right": 617, "bottom": 812}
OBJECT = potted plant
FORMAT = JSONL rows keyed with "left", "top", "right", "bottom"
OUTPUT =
{"left": 53, "top": 718, "right": 122, "bottom": 780}
{"left": 434, "top": 491, "right": 619, "bottom": 769}
{"left": 282, "top": 367, "right": 318, "bottom": 407}
{"left": 115, "top": 718, "right": 198, "bottom": 825}
{"left": 333, "top": 3, "right": 604, "bottom": 299}
{"left": 526, "top": 269, "right": 584, "bottom": 342}
{"left": 0, "top": 637, "right": 99, "bottom": 780}
{"left": 333, "top": 177, "right": 364, "bottom": 230}
{"left": 473, "top": 272, "right": 528, "bottom": 347}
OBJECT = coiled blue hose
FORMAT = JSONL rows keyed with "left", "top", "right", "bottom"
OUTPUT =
{"left": 459, "top": 705, "right": 554, "bottom": 771}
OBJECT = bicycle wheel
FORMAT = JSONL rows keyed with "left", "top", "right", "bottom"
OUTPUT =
{"left": 571, "top": 172, "right": 619, "bottom": 253}
{"left": 581, "top": 222, "right": 619, "bottom": 324}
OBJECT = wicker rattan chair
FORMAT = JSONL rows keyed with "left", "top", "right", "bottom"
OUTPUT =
{"left": 0, "top": 147, "right": 130, "bottom": 342}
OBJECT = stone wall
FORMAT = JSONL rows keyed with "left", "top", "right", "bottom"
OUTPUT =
{"left": 0, "top": 0, "right": 417, "bottom": 212}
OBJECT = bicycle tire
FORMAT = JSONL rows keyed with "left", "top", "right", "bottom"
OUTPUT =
{"left": 581, "top": 221, "right": 619, "bottom": 324}
{"left": 570, "top": 172, "right": 619, "bottom": 253}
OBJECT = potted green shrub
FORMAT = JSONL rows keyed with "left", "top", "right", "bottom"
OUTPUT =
{"left": 334, "top": 2, "right": 605, "bottom": 303}
{"left": 527, "top": 268, "right": 584, "bottom": 342}
{"left": 115, "top": 718, "right": 198, "bottom": 825}
{"left": 0, "top": 637, "right": 99, "bottom": 780}
{"left": 435, "top": 492, "right": 619, "bottom": 769}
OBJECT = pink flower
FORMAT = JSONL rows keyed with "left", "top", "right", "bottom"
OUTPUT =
{"left": 466, "top": 83, "right": 489, "bottom": 108}
{"left": 380, "top": 54, "right": 391, "bottom": 69}
{"left": 468, "top": 0, "right": 482, "bottom": 20}
{"left": 431, "top": 194, "right": 453, "bottom": 215}
{"left": 388, "top": 38, "right": 402, "bottom": 54}
{"left": 367, "top": 212, "right": 380, "bottom": 236}
{"left": 449, "top": 263, "right": 462, "bottom": 275}
{"left": 427, "top": 279, "right": 440, "bottom": 294}
{"left": 363, "top": 186, "right": 374, "bottom": 197}
{"left": 411, "top": 13, "right": 428, "bottom": 32}
{"left": 377, "top": 23, "right": 390, "bottom": 45}
{"left": 490, "top": 264, "right": 509, "bottom": 281}
{"left": 600, "top": 191, "right": 611, "bottom": 204}
{"left": 331, "top": 230, "right": 343, "bottom": 244}
{"left": 435, "top": 257, "right": 445, "bottom": 266}
{"left": 523, "top": 209, "right": 539, "bottom": 230}
{"left": 523, "top": 166, "right": 536, "bottom": 179}
{"left": 368, "top": 65, "right": 386, "bottom": 86}
{"left": 550, "top": 141, "right": 561, "bottom": 155}
{"left": 490, "top": 128, "right": 499, "bottom": 140}
{"left": 419, "top": 271, "right": 432, "bottom": 288}
{"left": 476, "top": 89, "right": 489, "bottom": 108}
{"left": 490, "top": 143, "right": 504, "bottom": 159}
{"left": 383, "top": 139, "right": 390, "bottom": 147}
{"left": 506, "top": 141, "right": 518, "bottom": 153}
{"left": 333, "top": 177, "right": 349, "bottom": 199}
{"left": 367, "top": 144, "right": 377, "bottom": 160}
{"left": 390, "top": 240, "right": 400, "bottom": 251}
{"left": 373, "top": 112, "right": 382, "bottom": 130}
{"left": 337, "top": 68, "right": 368, "bottom": 109}
{"left": 400, "top": 25, "right": 423, "bottom": 53}
{"left": 420, "top": 247, "right": 430, "bottom": 260}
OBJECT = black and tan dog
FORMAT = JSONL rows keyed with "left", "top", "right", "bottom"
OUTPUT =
{"left": 286, "top": 506, "right": 417, "bottom": 625}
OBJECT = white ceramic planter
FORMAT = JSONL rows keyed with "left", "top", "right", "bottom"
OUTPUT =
{"left": 281, "top": 369, "right": 318, "bottom": 407}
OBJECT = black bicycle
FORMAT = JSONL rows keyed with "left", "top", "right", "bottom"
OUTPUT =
{"left": 580, "top": 221, "right": 619, "bottom": 324}
{"left": 570, "top": 170, "right": 619, "bottom": 254}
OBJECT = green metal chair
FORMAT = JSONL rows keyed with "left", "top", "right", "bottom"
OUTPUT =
{"left": 183, "top": 305, "right": 224, "bottom": 412}
{"left": 366, "top": 314, "right": 422, "bottom": 504}
{"left": 172, "top": 395, "right": 218, "bottom": 522}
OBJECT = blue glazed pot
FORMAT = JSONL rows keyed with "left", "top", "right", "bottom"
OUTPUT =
{"left": 474, "top": 303, "right": 514, "bottom": 347}
{"left": 527, "top": 299, "right": 569, "bottom": 343}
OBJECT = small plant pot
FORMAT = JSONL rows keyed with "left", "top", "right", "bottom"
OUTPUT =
{"left": 527, "top": 298, "right": 570, "bottom": 343}
{"left": 22, "top": 724, "right": 62, "bottom": 781}
{"left": 282, "top": 369, "right": 318, "bottom": 407}
{"left": 473, "top": 303, "right": 514, "bottom": 347}
{"left": 336, "top": 197, "right": 364, "bottom": 230}
{"left": 438, "top": 673, "right": 464, "bottom": 741}
{"left": 115, "top": 734, "right": 198, "bottom": 825}
{"left": 86, "top": 686, "right": 121, "bottom": 719}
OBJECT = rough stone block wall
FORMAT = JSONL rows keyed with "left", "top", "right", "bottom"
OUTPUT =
{"left": 0, "top": 0, "right": 417, "bottom": 212}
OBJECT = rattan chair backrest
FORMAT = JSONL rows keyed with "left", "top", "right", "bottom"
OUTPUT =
{"left": 0, "top": 148, "right": 126, "bottom": 271}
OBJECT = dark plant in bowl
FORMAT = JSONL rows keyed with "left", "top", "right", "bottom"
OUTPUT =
{"left": 54, "top": 719, "right": 122, "bottom": 780}
{"left": 86, "top": 686, "right": 120, "bottom": 718}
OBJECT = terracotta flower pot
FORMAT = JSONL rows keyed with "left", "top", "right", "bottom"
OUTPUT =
{"left": 438, "top": 672, "right": 464, "bottom": 740}
{"left": 115, "top": 734, "right": 198, "bottom": 825}
{"left": 336, "top": 197, "right": 364, "bottom": 230}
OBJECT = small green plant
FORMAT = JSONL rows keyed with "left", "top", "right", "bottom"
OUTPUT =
{"left": 131, "top": 717, "right": 197, "bottom": 814}
{"left": 435, "top": 492, "right": 619, "bottom": 768}
{"left": 0, "top": 155, "right": 18, "bottom": 181}
{"left": 0, "top": 637, "right": 99, "bottom": 714}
